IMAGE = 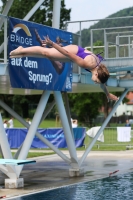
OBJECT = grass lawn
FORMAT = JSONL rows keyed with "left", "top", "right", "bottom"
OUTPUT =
{"left": 10, "top": 118, "right": 61, "bottom": 128}
{"left": 0, "top": 152, "right": 55, "bottom": 158}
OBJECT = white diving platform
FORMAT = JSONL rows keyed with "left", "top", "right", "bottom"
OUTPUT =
{"left": 0, "top": 159, "right": 36, "bottom": 165}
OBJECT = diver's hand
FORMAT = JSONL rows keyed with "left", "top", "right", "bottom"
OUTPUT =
{"left": 43, "top": 35, "right": 54, "bottom": 46}
{"left": 107, "top": 93, "right": 119, "bottom": 101}
{"left": 41, "top": 40, "right": 47, "bottom": 47}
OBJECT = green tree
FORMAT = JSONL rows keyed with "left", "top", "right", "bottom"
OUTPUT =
{"left": 1, "top": 0, "right": 71, "bottom": 29}
{"left": 0, "top": 94, "right": 13, "bottom": 117}
{"left": 68, "top": 91, "right": 129, "bottom": 126}
{"left": 68, "top": 93, "right": 103, "bottom": 126}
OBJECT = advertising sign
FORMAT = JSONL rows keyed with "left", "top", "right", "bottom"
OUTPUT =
{"left": 8, "top": 17, "right": 73, "bottom": 91}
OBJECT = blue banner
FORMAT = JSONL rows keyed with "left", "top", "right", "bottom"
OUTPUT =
{"left": 5, "top": 128, "right": 86, "bottom": 148}
{"left": 8, "top": 17, "right": 73, "bottom": 91}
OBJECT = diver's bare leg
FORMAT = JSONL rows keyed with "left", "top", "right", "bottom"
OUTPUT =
{"left": 9, "top": 45, "right": 78, "bottom": 60}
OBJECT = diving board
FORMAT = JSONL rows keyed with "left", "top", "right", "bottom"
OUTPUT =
{"left": 103, "top": 58, "right": 133, "bottom": 73}
{"left": 0, "top": 159, "right": 36, "bottom": 165}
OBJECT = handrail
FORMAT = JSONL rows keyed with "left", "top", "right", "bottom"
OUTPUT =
{"left": 65, "top": 16, "right": 133, "bottom": 24}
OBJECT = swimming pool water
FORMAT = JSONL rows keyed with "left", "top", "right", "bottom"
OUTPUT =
{"left": 8, "top": 172, "right": 133, "bottom": 200}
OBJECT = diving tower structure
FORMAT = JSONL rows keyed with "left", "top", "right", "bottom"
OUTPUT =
{"left": 0, "top": 0, "right": 132, "bottom": 189}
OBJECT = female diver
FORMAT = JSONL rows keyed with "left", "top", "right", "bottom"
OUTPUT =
{"left": 10, "top": 36, "right": 118, "bottom": 101}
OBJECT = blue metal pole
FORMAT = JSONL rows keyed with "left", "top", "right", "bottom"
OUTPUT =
{"left": 79, "top": 88, "right": 129, "bottom": 167}
{"left": 52, "top": 0, "right": 61, "bottom": 28}
{"left": 0, "top": 114, "right": 17, "bottom": 178}
{"left": 17, "top": 91, "right": 50, "bottom": 175}
{"left": 54, "top": 91, "right": 78, "bottom": 165}
{"left": 63, "top": 92, "right": 74, "bottom": 140}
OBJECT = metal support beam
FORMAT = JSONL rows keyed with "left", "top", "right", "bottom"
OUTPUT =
{"left": 4, "top": 17, "right": 7, "bottom": 63}
{"left": 79, "top": 88, "right": 129, "bottom": 167}
{"left": 63, "top": 92, "right": 74, "bottom": 140}
{"left": 116, "top": 35, "right": 119, "bottom": 58}
{"left": 54, "top": 91, "right": 78, "bottom": 167}
{"left": 52, "top": 3, "right": 78, "bottom": 168}
{"left": 0, "top": 99, "right": 71, "bottom": 164}
{"left": 24, "top": 0, "right": 45, "bottom": 21}
{"left": 0, "top": 114, "right": 17, "bottom": 178}
{"left": 0, "top": 114, "right": 12, "bottom": 160}
{"left": 0, "top": 0, "right": 14, "bottom": 29}
{"left": 90, "top": 29, "right": 93, "bottom": 52}
{"left": 104, "top": 29, "right": 108, "bottom": 58}
{"left": 0, "top": 145, "right": 4, "bottom": 158}
{"left": 128, "top": 36, "right": 130, "bottom": 57}
{"left": 17, "top": 90, "right": 50, "bottom": 175}
{"left": 52, "top": 0, "right": 61, "bottom": 28}
{"left": 40, "top": 100, "right": 55, "bottom": 122}
{"left": 78, "top": 22, "right": 82, "bottom": 76}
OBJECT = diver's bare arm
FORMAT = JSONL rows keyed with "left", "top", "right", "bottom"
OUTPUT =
{"left": 100, "top": 84, "right": 118, "bottom": 101}
{"left": 52, "top": 43, "right": 88, "bottom": 68}
{"left": 45, "top": 36, "right": 89, "bottom": 68}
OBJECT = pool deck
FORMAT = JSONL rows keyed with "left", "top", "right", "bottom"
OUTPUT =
{"left": 0, "top": 150, "right": 133, "bottom": 199}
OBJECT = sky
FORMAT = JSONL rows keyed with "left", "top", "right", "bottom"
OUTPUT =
{"left": 0, "top": 0, "right": 133, "bottom": 32}
{"left": 65, "top": 0, "right": 133, "bottom": 32}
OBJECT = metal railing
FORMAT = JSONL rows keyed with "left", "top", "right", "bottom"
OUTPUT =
{"left": 65, "top": 17, "right": 133, "bottom": 80}
{"left": 65, "top": 16, "right": 133, "bottom": 59}
{"left": 85, "top": 127, "right": 133, "bottom": 150}
{"left": 90, "top": 26, "right": 133, "bottom": 59}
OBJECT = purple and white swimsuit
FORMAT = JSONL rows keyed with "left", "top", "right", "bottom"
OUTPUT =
{"left": 76, "top": 46, "right": 104, "bottom": 72}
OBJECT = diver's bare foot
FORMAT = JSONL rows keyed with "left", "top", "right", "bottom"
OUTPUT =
{"left": 10, "top": 46, "right": 23, "bottom": 56}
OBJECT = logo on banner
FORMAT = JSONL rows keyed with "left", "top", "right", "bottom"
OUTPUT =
{"left": 12, "top": 24, "right": 32, "bottom": 36}
{"left": 10, "top": 23, "right": 33, "bottom": 46}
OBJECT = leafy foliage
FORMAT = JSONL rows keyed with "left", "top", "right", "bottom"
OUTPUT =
{"left": 68, "top": 92, "right": 104, "bottom": 126}
{"left": 1, "top": 0, "right": 71, "bottom": 29}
